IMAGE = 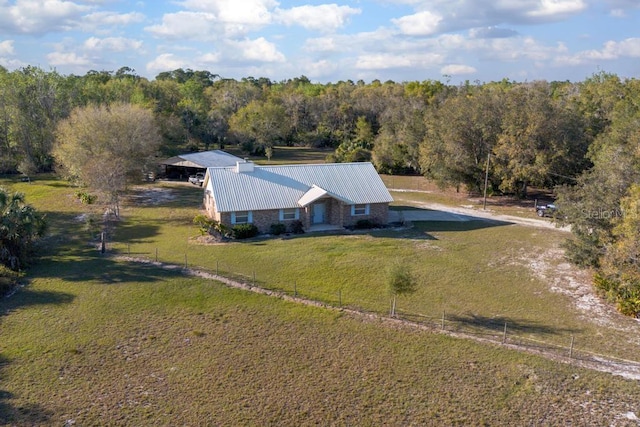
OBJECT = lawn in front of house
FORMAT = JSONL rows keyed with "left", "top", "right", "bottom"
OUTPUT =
{"left": 101, "top": 181, "right": 640, "bottom": 362}
{"left": 1, "top": 175, "right": 640, "bottom": 425}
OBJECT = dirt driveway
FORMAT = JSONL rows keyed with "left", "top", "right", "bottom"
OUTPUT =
{"left": 390, "top": 201, "right": 568, "bottom": 231}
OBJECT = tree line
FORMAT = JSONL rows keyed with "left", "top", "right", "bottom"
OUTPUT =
{"left": 1, "top": 65, "right": 639, "bottom": 315}
{"left": 0, "top": 65, "right": 595, "bottom": 194}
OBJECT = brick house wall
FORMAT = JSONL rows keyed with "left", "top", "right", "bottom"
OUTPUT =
{"left": 341, "top": 202, "right": 389, "bottom": 227}
{"left": 217, "top": 209, "right": 303, "bottom": 234}
{"left": 207, "top": 197, "right": 389, "bottom": 234}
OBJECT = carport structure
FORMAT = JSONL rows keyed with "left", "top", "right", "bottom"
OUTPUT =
{"left": 159, "top": 150, "right": 242, "bottom": 180}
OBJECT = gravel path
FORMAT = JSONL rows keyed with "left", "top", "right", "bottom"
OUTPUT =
{"left": 388, "top": 195, "right": 569, "bottom": 231}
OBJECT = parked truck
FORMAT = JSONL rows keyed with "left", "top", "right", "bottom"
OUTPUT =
{"left": 188, "top": 172, "right": 205, "bottom": 186}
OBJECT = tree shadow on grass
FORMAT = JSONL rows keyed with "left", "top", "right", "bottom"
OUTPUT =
{"left": 112, "top": 220, "right": 161, "bottom": 245}
{"left": 0, "top": 353, "right": 54, "bottom": 426}
{"left": 31, "top": 252, "right": 185, "bottom": 284}
{"left": 0, "top": 288, "right": 74, "bottom": 424}
{"left": 444, "top": 313, "right": 582, "bottom": 337}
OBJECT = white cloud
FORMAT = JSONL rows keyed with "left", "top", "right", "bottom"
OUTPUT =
{"left": 146, "top": 1, "right": 275, "bottom": 40}
{"left": 146, "top": 53, "right": 188, "bottom": 74}
{"left": 0, "top": 57, "right": 26, "bottom": 69}
{"left": 556, "top": 37, "right": 640, "bottom": 65}
{"left": 392, "top": 11, "right": 442, "bottom": 36}
{"left": 199, "top": 52, "right": 222, "bottom": 64}
{"left": 178, "top": 0, "right": 276, "bottom": 25}
{"left": 441, "top": 64, "right": 477, "bottom": 75}
{"left": 146, "top": 11, "right": 218, "bottom": 40}
{"left": 604, "top": 0, "right": 640, "bottom": 17}
{"left": 47, "top": 51, "right": 92, "bottom": 66}
{"left": 0, "top": 40, "right": 14, "bottom": 55}
{"left": 227, "top": 37, "right": 285, "bottom": 62}
{"left": 356, "top": 52, "right": 443, "bottom": 70}
{"left": 82, "top": 11, "right": 145, "bottom": 27}
{"left": 304, "top": 36, "right": 340, "bottom": 53}
{"left": 302, "top": 59, "right": 339, "bottom": 79}
{"left": 526, "top": 0, "right": 587, "bottom": 18}
{"left": 83, "top": 37, "right": 143, "bottom": 53}
{"left": 469, "top": 27, "right": 518, "bottom": 39}
{"left": 0, "top": 0, "right": 92, "bottom": 34}
{"left": 275, "top": 4, "right": 361, "bottom": 32}
{"left": 387, "top": 0, "right": 588, "bottom": 38}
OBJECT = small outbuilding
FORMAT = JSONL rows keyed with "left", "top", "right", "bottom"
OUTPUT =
{"left": 202, "top": 160, "right": 394, "bottom": 233}
{"left": 159, "top": 150, "right": 243, "bottom": 180}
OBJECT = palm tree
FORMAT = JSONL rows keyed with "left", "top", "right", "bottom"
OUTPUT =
{"left": 0, "top": 187, "right": 46, "bottom": 269}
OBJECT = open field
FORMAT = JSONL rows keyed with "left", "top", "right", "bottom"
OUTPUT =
{"left": 1, "top": 174, "right": 640, "bottom": 425}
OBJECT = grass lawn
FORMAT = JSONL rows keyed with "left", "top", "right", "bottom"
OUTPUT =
{"left": 1, "top": 174, "right": 640, "bottom": 425}
{"left": 106, "top": 183, "right": 640, "bottom": 361}
{"left": 222, "top": 145, "right": 331, "bottom": 165}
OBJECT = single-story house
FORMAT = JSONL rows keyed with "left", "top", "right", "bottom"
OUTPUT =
{"left": 203, "top": 161, "right": 394, "bottom": 233}
{"left": 159, "top": 150, "right": 243, "bottom": 180}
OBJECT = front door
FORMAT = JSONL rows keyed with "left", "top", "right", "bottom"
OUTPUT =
{"left": 313, "top": 202, "right": 326, "bottom": 224}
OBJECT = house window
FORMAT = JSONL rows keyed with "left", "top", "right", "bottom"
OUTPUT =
{"left": 351, "top": 204, "right": 370, "bottom": 216}
{"left": 279, "top": 208, "right": 300, "bottom": 221}
{"left": 231, "top": 211, "right": 252, "bottom": 224}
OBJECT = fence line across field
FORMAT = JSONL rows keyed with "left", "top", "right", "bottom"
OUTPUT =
{"left": 110, "top": 242, "right": 640, "bottom": 372}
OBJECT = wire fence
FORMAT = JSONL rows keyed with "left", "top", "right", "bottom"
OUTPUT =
{"left": 109, "top": 242, "right": 640, "bottom": 376}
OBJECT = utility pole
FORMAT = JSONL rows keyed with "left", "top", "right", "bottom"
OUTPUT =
{"left": 483, "top": 151, "right": 491, "bottom": 210}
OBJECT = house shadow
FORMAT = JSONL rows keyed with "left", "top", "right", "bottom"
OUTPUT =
{"left": 391, "top": 204, "right": 513, "bottom": 233}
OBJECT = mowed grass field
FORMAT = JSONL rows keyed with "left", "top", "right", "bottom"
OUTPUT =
{"left": 1, "top": 174, "right": 640, "bottom": 425}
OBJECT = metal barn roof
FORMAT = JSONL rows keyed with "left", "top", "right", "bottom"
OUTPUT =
{"left": 160, "top": 150, "right": 242, "bottom": 168}
{"left": 205, "top": 162, "right": 393, "bottom": 213}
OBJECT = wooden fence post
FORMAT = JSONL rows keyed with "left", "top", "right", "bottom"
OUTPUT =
{"left": 569, "top": 336, "right": 575, "bottom": 358}
{"left": 502, "top": 322, "right": 507, "bottom": 344}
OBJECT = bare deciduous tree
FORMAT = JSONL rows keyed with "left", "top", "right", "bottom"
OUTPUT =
{"left": 53, "top": 103, "right": 161, "bottom": 217}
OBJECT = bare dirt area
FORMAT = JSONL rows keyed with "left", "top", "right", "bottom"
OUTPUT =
{"left": 126, "top": 185, "right": 177, "bottom": 205}
{"left": 525, "top": 248, "right": 626, "bottom": 329}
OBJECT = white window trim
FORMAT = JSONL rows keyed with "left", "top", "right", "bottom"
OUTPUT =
{"left": 279, "top": 208, "right": 300, "bottom": 221}
{"left": 351, "top": 204, "right": 370, "bottom": 216}
{"left": 231, "top": 211, "right": 253, "bottom": 224}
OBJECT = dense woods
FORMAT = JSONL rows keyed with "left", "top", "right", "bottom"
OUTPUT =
{"left": 0, "top": 65, "right": 639, "bottom": 315}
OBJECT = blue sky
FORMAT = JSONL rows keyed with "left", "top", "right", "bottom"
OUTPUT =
{"left": 0, "top": 0, "right": 638, "bottom": 83}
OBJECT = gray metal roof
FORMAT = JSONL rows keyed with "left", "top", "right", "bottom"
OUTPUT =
{"left": 160, "top": 150, "right": 242, "bottom": 168}
{"left": 205, "top": 162, "right": 393, "bottom": 212}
